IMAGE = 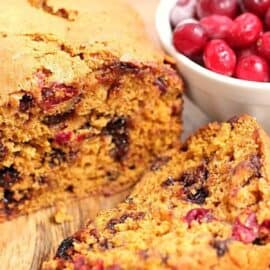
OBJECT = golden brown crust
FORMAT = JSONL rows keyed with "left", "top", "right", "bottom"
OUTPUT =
{"left": 0, "top": 0, "right": 164, "bottom": 100}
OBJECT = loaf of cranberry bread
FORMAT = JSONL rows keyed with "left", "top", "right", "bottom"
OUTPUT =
{"left": 0, "top": 0, "right": 183, "bottom": 220}
{"left": 43, "top": 115, "right": 270, "bottom": 270}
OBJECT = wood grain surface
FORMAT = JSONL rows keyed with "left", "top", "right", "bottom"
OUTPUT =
{"left": 0, "top": 1, "right": 209, "bottom": 270}
{"left": 0, "top": 191, "right": 129, "bottom": 270}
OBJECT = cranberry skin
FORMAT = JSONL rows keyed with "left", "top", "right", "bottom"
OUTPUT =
{"left": 227, "top": 13, "right": 262, "bottom": 48}
{"left": 265, "top": 8, "right": 270, "bottom": 29}
{"left": 200, "top": 15, "right": 233, "bottom": 39}
{"left": 243, "top": 0, "right": 270, "bottom": 17}
{"left": 173, "top": 23, "right": 208, "bottom": 57}
{"left": 227, "top": 13, "right": 263, "bottom": 48}
{"left": 184, "top": 208, "right": 213, "bottom": 227}
{"left": 55, "top": 131, "right": 73, "bottom": 145}
{"left": 196, "top": 0, "right": 238, "bottom": 19}
{"left": 257, "top": 32, "right": 270, "bottom": 60}
{"left": 258, "top": 219, "right": 270, "bottom": 242}
{"left": 41, "top": 84, "right": 78, "bottom": 110}
{"left": 260, "top": 219, "right": 270, "bottom": 230}
{"left": 232, "top": 213, "right": 259, "bottom": 244}
{"left": 235, "top": 55, "right": 269, "bottom": 82}
{"left": 203, "top": 39, "right": 236, "bottom": 76}
{"left": 237, "top": 45, "right": 258, "bottom": 59}
{"left": 170, "top": 0, "right": 197, "bottom": 28}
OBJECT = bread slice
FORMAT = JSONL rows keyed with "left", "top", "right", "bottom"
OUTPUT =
{"left": 43, "top": 115, "right": 270, "bottom": 270}
{"left": 0, "top": 0, "right": 183, "bottom": 220}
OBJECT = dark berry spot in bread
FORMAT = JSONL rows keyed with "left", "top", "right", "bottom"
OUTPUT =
{"left": 211, "top": 240, "right": 229, "bottom": 257}
{"left": 89, "top": 228, "right": 99, "bottom": 241}
{"left": 2, "top": 189, "right": 15, "bottom": 215}
{"left": 179, "top": 164, "right": 209, "bottom": 187}
{"left": 0, "top": 166, "right": 20, "bottom": 188}
{"left": 99, "top": 238, "right": 114, "bottom": 250}
{"left": 37, "top": 175, "right": 48, "bottom": 185}
{"left": 119, "top": 62, "right": 140, "bottom": 73}
{"left": 42, "top": 110, "right": 74, "bottom": 125}
{"left": 104, "top": 117, "right": 128, "bottom": 135}
{"left": 0, "top": 143, "right": 7, "bottom": 162}
{"left": 49, "top": 148, "right": 66, "bottom": 167}
{"left": 103, "top": 116, "right": 129, "bottom": 162}
{"left": 186, "top": 186, "right": 209, "bottom": 204}
{"left": 106, "top": 212, "right": 144, "bottom": 234}
{"left": 56, "top": 237, "right": 74, "bottom": 260}
{"left": 151, "top": 156, "right": 171, "bottom": 171}
{"left": 161, "top": 177, "right": 175, "bottom": 188}
{"left": 3, "top": 189, "right": 15, "bottom": 205}
{"left": 184, "top": 208, "right": 213, "bottom": 227}
{"left": 2, "top": 188, "right": 31, "bottom": 215}
{"left": 106, "top": 171, "right": 120, "bottom": 181}
{"left": 119, "top": 212, "right": 145, "bottom": 223}
{"left": 180, "top": 143, "right": 188, "bottom": 152}
{"left": 19, "top": 93, "right": 35, "bottom": 112}
{"left": 65, "top": 185, "right": 74, "bottom": 193}
{"left": 154, "top": 77, "right": 167, "bottom": 93}
{"left": 106, "top": 218, "right": 119, "bottom": 233}
{"left": 178, "top": 165, "right": 209, "bottom": 204}
{"left": 227, "top": 116, "right": 240, "bottom": 126}
{"left": 254, "top": 219, "right": 270, "bottom": 245}
{"left": 249, "top": 154, "right": 262, "bottom": 178}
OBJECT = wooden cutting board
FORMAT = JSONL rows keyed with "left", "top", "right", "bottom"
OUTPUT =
{"left": 0, "top": 1, "right": 210, "bottom": 269}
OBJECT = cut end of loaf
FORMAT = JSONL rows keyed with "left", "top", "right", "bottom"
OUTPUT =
{"left": 0, "top": 45, "right": 183, "bottom": 221}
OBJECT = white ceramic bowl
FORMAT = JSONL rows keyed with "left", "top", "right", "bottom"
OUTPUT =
{"left": 156, "top": 0, "right": 270, "bottom": 132}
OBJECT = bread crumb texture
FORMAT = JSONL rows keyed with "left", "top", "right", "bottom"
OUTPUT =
{"left": 44, "top": 115, "right": 270, "bottom": 270}
{"left": 0, "top": 0, "right": 183, "bottom": 221}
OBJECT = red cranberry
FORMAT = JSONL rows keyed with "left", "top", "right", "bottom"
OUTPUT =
{"left": 257, "top": 32, "right": 270, "bottom": 60}
{"left": 243, "top": 0, "right": 270, "bottom": 17}
{"left": 76, "top": 134, "right": 87, "bottom": 142}
{"left": 73, "top": 256, "right": 92, "bottom": 270}
{"left": 55, "top": 131, "right": 73, "bottom": 145}
{"left": 184, "top": 208, "right": 213, "bottom": 227}
{"left": 237, "top": 45, "right": 258, "bottom": 59}
{"left": 41, "top": 84, "right": 78, "bottom": 110}
{"left": 200, "top": 15, "right": 233, "bottom": 39}
{"left": 258, "top": 219, "right": 270, "bottom": 242}
{"left": 170, "top": 0, "right": 197, "bottom": 28}
{"left": 203, "top": 39, "right": 236, "bottom": 76}
{"left": 227, "top": 13, "right": 262, "bottom": 48}
{"left": 232, "top": 213, "right": 259, "bottom": 244}
{"left": 235, "top": 55, "right": 269, "bottom": 82}
{"left": 173, "top": 23, "right": 208, "bottom": 56}
{"left": 265, "top": 8, "right": 270, "bottom": 29}
{"left": 260, "top": 219, "right": 270, "bottom": 230}
{"left": 92, "top": 260, "right": 104, "bottom": 270}
{"left": 196, "top": 0, "right": 239, "bottom": 19}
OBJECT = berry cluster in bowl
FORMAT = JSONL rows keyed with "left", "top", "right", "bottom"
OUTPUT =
{"left": 171, "top": 0, "right": 270, "bottom": 82}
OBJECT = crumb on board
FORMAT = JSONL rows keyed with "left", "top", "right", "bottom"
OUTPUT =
{"left": 53, "top": 203, "right": 73, "bottom": 224}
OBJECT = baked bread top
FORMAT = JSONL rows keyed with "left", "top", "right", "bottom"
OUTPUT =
{"left": 0, "top": 0, "right": 162, "bottom": 61}
{"left": 0, "top": 0, "right": 166, "bottom": 104}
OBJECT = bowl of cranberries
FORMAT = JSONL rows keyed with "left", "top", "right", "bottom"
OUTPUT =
{"left": 156, "top": 0, "right": 270, "bottom": 129}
